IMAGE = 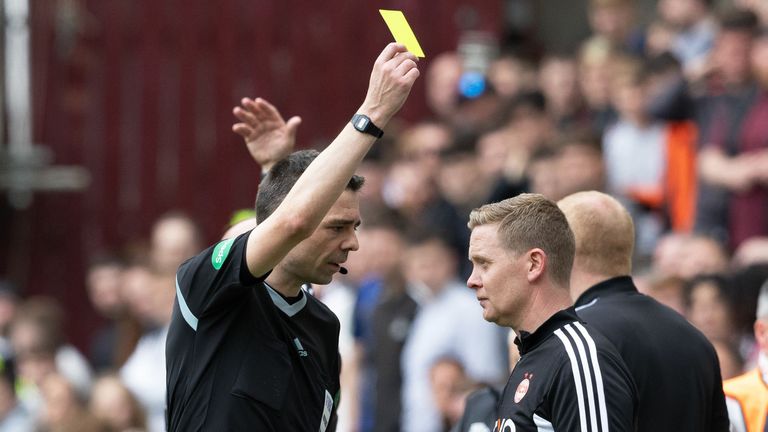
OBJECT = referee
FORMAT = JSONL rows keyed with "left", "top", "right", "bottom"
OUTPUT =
{"left": 165, "top": 43, "right": 419, "bottom": 431}
{"left": 558, "top": 191, "right": 729, "bottom": 432}
{"left": 466, "top": 194, "right": 637, "bottom": 431}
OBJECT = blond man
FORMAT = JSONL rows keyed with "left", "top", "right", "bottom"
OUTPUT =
{"left": 466, "top": 193, "right": 636, "bottom": 431}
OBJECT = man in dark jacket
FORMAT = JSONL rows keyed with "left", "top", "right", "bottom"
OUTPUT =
{"left": 558, "top": 190, "right": 730, "bottom": 432}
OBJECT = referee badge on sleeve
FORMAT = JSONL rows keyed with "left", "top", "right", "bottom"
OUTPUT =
{"left": 211, "top": 238, "right": 235, "bottom": 270}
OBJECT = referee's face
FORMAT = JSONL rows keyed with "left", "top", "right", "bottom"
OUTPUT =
{"left": 467, "top": 223, "right": 530, "bottom": 328}
{"left": 283, "top": 190, "right": 362, "bottom": 284}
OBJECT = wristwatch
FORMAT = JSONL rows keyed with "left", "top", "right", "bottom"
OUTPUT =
{"left": 351, "top": 114, "right": 384, "bottom": 139}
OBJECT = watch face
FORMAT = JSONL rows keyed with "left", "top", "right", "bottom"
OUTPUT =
{"left": 354, "top": 116, "right": 370, "bottom": 130}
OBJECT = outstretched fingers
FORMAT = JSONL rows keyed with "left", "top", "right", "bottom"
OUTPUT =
{"left": 255, "top": 98, "right": 283, "bottom": 122}
{"left": 232, "top": 123, "right": 253, "bottom": 138}
{"left": 244, "top": 98, "right": 271, "bottom": 121}
{"left": 285, "top": 116, "right": 302, "bottom": 135}
{"left": 233, "top": 106, "right": 257, "bottom": 126}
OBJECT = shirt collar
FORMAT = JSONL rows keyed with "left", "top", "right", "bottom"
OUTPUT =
{"left": 514, "top": 307, "right": 581, "bottom": 355}
{"left": 264, "top": 282, "right": 307, "bottom": 317}
{"left": 574, "top": 276, "right": 636, "bottom": 307}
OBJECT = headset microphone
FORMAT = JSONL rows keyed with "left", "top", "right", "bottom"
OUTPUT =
{"left": 339, "top": 266, "right": 348, "bottom": 275}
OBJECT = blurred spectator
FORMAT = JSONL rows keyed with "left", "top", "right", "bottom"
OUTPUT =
{"left": 713, "top": 339, "right": 746, "bottom": 380}
{"left": 578, "top": 37, "right": 618, "bottom": 133}
{"left": 696, "top": 9, "right": 764, "bottom": 249}
{"left": 718, "top": 22, "right": 768, "bottom": 244}
{"left": 357, "top": 147, "right": 395, "bottom": 221}
{"left": 587, "top": 0, "right": 642, "bottom": 53}
{"left": 553, "top": 131, "right": 605, "bottom": 198}
{"left": 0, "top": 282, "right": 20, "bottom": 360}
{"left": 451, "top": 331, "right": 516, "bottom": 432}
{"left": 119, "top": 263, "right": 172, "bottom": 432}
{"left": 89, "top": 374, "right": 146, "bottom": 432}
{"left": 395, "top": 122, "right": 453, "bottom": 182}
{"left": 645, "top": 19, "right": 677, "bottom": 58}
{"left": 657, "top": 0, "right": 716, "bottom": 77}
{"left": 220, "top": 217, "right": 256, "bottom": 241}
{"left": 425, "top": 52, "right": 462, "bottom": 122}
{"left": 85, "top": 255, "right": 141, "bottom": 373}
{"left": 685, "top": 274, "right": 737, "bottom": 346}
{"left": 382, "top": 159, "right": 468, "bottom": 274}
{"left": 429, "top": 357, "right": 478, "bottom": 432}
{"left": 736, "top": 0, "right": 768, "bottom": 25}
{"left": 485, "top": 91, "right": 554, "bottom": 204}
{"left": 539, "top": 53, "right": 591, "bottom": 131}
{"left": 347, "top": 224, "right": 415, "bottom": 432}
{"left": 604, "top": 52, "right": 696, "bottom": 238}
{"left": 475, "top": 127, "right": 513, "bottom": 183}
{"left": 400, "top": 235, "right": 506, "bottom": 432}
{"left": 366, "top": 272, "right": 417, "bottom": 432}
{"left": 0, "top": 358, "right": 33, "bottom": 432}
{"left": 38, "top": 373, "right": 103, "bottom": 432}
{"left": 438, "top": 138, "right": 492, "bottom": 277}
{"left": 603, "top": 55, "right": 669, "bottom": 255}
{"left": 652, "top": 233, "right": 691, "bottom": 277}
{"left": 11, "top": 297, "right": 93, "bottom": 417}
{"left": 645, "top": 54, "right": 699, "bottom": 233}
{"left": 729, "top": 265, "right": 768, "bottom": 364}
{"left": 487, "top": 52, "right": 537, "bottom": 99}
{"left": 438, "top": 137, "right": 494, "bottom": 216}
{"left": 723, "top": 280, "right": 768, "bottom": 432}
{"left": 734, "top": 237, "right": 768, "bottom": 268}
{"left": 86, "top": 255, "right": 123, "bottom": 372}
{"left": 652, "top": 232, "right": 729, "bottom": 279}
{"left": 680, "top": 234, "right": 730, "bottom": 278}
{"left": 148, "top": 212, "right": 202, "bottom": 277}
{"left": 645, "top": 52, "right": 696, "bottom": 121}
{"left": 525, "top": 146, "right": 562, "bottom": 200}
{"left": 452, "top": 89, "right": 505, "bottom": 134}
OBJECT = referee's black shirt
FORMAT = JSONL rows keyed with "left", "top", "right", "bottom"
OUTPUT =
{"left": 574, "top": 276, "right": 729, "bottom": 432}
{"left": 165, "top": 232, "right": 341, "bottom": 431}
{"left": 495, "top": 307, "right": 637, "bottom": 431}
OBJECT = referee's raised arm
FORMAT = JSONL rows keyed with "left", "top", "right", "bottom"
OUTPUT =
{"left": 242, "top": 43, "right": 419, "bottom": 279}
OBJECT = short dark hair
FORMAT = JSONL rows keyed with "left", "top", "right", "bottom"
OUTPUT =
{"left": 719, "top": 8, "right": 759, "bottom": 33}
{"left": 683, "top": 274, "right": 732, "bottom": 310}
{"left": 256, "top": 149, "right": 365, "bottom": 224}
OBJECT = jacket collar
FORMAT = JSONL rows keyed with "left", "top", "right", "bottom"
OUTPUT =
{"left": 574, "top": 276, "right": 637, "bottom": 308}
{"left": 514, "top": 307, "right": 581, "bottom": 355}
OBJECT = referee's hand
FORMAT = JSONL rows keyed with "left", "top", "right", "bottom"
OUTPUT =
{"left": 358, "top": 43, "right": 420, "bottom": 128}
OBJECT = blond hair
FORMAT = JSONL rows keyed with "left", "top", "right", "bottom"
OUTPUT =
{"left": 468, "top": 194, "right": 575, "bottom": 286}
{"left": 558, "top": 191, "right": 634, "bottom": 276}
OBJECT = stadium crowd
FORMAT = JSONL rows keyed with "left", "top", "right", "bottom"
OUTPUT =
{"left": 1, "top": 0, "right": 768, "bottom": 430}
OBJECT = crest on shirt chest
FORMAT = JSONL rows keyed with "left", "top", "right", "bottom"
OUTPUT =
{"left": 514, "top": 372, "right": 532, "bottom": 403}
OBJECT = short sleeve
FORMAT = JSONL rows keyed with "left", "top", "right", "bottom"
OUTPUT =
{"left": 175, "top": 230, "right": 268, "bottom": 321}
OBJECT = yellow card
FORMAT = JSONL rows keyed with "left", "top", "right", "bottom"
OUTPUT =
{"left": 379, "top": 9, "right": 425, "bottom": 58}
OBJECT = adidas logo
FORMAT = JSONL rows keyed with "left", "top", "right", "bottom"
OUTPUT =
{"left": 293, "top": 338, "right": 308, "bottom": 357}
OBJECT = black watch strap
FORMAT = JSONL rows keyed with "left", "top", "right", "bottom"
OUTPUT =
{"left": 351, "top": 114, "right": 384, "bottom": 139}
